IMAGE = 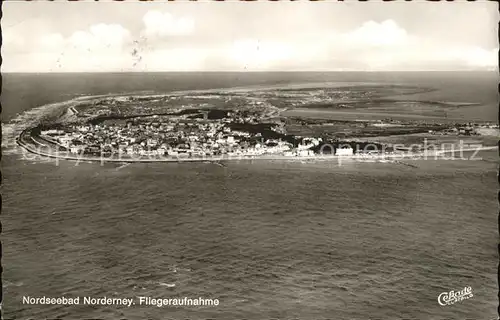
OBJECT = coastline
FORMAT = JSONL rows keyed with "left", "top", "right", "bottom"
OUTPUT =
{"left": 17, "top": 129, "right": 497, "bottom": 164}
{"left": 10, "top": 85, "right": 497, "bottom": 165}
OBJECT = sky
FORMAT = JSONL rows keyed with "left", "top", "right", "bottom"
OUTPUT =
{"left": 2, "top": 1, "right": 498, "bottom": 72}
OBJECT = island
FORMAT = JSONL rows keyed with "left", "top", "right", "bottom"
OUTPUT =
{"left": 16, "top": 83, "right": 499, "bottom": 163}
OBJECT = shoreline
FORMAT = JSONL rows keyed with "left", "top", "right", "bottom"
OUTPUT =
{"left": 10, "top": 85, "right": 497, "bottom": 165}
{"left": 17, "top": 130, "right": 497, "bottom": 164}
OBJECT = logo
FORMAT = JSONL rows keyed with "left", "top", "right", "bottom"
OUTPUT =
{"left": 438, "top": 286, "right": 473, "bottom": 306}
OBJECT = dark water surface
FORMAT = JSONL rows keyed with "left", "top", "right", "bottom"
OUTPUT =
{"left": 2, "top": 71, "right": 498, "bottom": 122}
{"left": 2, "top": 72, "right": 498, "bottom": 319}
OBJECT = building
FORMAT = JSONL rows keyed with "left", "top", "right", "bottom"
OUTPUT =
{"left": 41, "top": 129, "right": 65, "bottom": 135}
{"left": 297, "top": 149, "right": 314, "bottom": 157}
{"left": 70, "top": 146, "right": 85, "bottom": 154}
{"left": 336, "top": 147, "right": 354, "bottom": 156}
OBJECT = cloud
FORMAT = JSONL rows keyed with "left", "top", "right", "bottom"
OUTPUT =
{"left": 2, "top": 30, "right": 26, "bottom": 53}
{"left": 142, "top": 10, "right": 194, "bottom": 38}
{"left": 221, "top": 20, "right": 413, "bottom": 71}
{"left": 35, "top": 24, "right": 131, "bottom": 55}
{"left": 224, "top": 21, "right": 411, "bottom": 71}
{"left": 311, "top": 20, "right": 497, "bottom": 71}
{"left": 217, "top": 19, "right": 498, "bottom": 72}
{"left": 452, "top": 47, "right": 497, "bottom": 68}
{"left": 26, "top": 23, "right": 133, "bottom": 71}
{"left": 68, "top": 24, "right": 131, "bottom": 52}
{"left": 344, "top": 19, "right": 409, "bottom": 47}
{"left": 3, "top": 15, "right": 496, "bottom": 72}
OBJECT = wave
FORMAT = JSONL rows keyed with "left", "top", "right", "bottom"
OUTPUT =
{"left": 3, "top": 280, "right": 24, "bottom": 288}
{"left": 158, "top": 282, "right": 176, "bottom": 288}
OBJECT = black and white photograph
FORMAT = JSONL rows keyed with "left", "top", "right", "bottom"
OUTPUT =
{"left": 1, "top": 1, "right": 499, "bottom": 319}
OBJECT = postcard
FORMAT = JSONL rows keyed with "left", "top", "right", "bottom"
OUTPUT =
{"left": 2, "top": 1, "right": 498, "bottom": 319}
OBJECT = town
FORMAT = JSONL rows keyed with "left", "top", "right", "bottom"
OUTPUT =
{"left": 30, "top": 103, "right": 499, "bottom": 161}
{"left": 34, "top": 107, "right": 332, "bottom": 159}
{"left": 19, "top": 85, "right": 499, "bottom": 162}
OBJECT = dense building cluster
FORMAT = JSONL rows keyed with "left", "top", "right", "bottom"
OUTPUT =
{"left": 37, "top": 110, "right": 324, "bottom": 158}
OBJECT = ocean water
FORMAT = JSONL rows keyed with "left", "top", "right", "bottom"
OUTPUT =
{"left": 1, "top": 72, "right": 498, "bottom": 319}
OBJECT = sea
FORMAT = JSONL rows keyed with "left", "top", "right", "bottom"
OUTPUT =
{"left": 1, "top": 72, "right": 498, "bottom": 319}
